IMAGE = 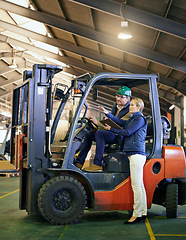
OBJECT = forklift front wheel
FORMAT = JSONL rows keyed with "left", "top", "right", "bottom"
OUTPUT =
{"left": 165, "top": 183, "right": 178, "bottom": 218}
{"left": 38, "top": 176, "right": 87, "bottom": 225}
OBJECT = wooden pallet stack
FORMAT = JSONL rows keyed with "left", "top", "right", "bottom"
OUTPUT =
{"left": 0, "top": 160, "right": 19, "bottom": 177}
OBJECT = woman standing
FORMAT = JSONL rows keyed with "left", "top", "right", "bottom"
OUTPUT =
{"left": 102, "top": 97, "right": 147, "bottom": 224}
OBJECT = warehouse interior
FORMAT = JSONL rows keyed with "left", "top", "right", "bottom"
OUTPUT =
{"left": 0, "top": 0, "right": 186, "bottom": 239}
{"left": 0, "top": 0, "right": 186, "bottom": 134}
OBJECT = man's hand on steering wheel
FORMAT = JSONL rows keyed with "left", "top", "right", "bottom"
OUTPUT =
{"left": 89, "top": 115, "right": 98, "bottom": 125}
{"left": 88, "top": 115, "right": 98, "bottom": 130}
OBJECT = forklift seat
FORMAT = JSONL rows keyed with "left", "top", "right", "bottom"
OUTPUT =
{"left": 102, "top": 152, "right": 130, "bottom": 173}
{"left": 104, "top": 143, "right": 121, "bottom": 153}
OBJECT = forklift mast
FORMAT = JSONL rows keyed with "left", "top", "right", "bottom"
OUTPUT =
{"left": 10, "top": 64, "right": 62, "bottom": 215}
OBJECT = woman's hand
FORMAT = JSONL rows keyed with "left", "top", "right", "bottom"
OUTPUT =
{"left": 98, "top": 106, "right": 109, "bottom": 115}
{"left": 89, "top": 115, "right": 98, "bottom": 125}
{"left": 104, "top": 123, "right": 111, "bottom": 131}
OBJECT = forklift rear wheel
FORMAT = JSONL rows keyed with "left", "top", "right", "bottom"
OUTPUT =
{"left": 38, "top": 176, "right": 87, "bottom": 225}
{"left": 165, "top": 183, "right": 178, "bottom": 218}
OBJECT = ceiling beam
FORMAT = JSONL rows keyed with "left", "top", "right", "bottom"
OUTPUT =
{"left": 69, "top": 0, "right": 186, "bottom": 40}
{"left": 0, "top": 35, "right": 103, "bottom": 75}
{"left": 135, "top": 83, "right": 180, "bottom": 105}
{"left": 0, "top": 42, "right": 12, "bottom": 52}
{"left": 145, "top": 0, "right": 173, "bottom": 70}
{"left": 0, "top": 75, "right": 22, "bottom": 88}
{"left": 0, "top": 1, "right": 186, "bottom": 73}
{"left": 0, "top": 34, "right": 180, "bottom": 110}
{"left": 97, "top": 85, "right": 174, "bottom": 112}
{"left": 0, "top": 91, "right": 11, "bottom": 100}
{"left": 0, "top": 101, "right": 11, "bottom": 109}
{"left": 0, "top": 21, "right": 185, "bottom": 95}
{"left": 0, "top": 66, "right": 16, "bottom": 75}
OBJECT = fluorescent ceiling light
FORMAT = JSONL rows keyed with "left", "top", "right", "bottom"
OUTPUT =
{"left": 118, "top": 31, "right": 132, "bottom": 40}
{"left": 118, "top": 21, "right": 132, "bottom": 40}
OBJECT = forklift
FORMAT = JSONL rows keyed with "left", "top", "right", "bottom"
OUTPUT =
{"left": 10, "top": 64, "right": 186, "bottom": 225}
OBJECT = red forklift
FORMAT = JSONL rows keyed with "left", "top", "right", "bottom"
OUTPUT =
{"left": 10, "top": 64, "right": 186, "bottom": 225}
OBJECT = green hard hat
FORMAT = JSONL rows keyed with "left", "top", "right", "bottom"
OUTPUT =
{"left": 117, "top": 86, "right": 131, "bottom": 97}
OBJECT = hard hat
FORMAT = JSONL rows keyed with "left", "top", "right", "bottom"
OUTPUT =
{"left": 117, "top": 86, "right": 131, "bottom": 97}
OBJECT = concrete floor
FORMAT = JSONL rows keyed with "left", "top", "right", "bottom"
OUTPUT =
{"left": 0, "top": 176, "right": 186, "bottom": 240}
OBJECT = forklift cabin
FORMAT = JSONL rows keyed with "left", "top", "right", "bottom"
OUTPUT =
{"left": 11, "top": 64, "right": 186, "bottom": 225}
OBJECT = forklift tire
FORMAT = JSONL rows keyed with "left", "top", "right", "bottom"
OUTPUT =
{"left": 38, "top": 176, "right": 87, "bottom": 225}
{"left": 165, "top": 183, "right": 178, "bottom": 218}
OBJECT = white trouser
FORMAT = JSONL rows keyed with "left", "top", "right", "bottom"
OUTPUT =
{"left": 128, "top": 154, "right": 147, "bottom": 217}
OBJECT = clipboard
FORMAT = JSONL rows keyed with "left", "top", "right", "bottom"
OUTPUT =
{"left": 99, "top": 118, "right": 122, "bottom": 130}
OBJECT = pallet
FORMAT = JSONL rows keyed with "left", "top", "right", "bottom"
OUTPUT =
{"left": 0, "top": 172, "right": 20, "bottom": 177}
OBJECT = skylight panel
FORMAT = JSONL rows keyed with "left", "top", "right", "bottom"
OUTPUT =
{"left": 31, "top": 40, "right": 59, "bottom": 54}
{"left": 6, "top": 0, "right": 29, "bottom": 8}
{"left": 21, "top": 20, "right": 47, "bottom": 35}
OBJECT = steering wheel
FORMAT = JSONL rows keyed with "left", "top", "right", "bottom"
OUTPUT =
{"left": 83, "top": 117, "right": 98, "bottom": 131}
{"left": 60, "top": 117, "right": 98, "bottom": 143}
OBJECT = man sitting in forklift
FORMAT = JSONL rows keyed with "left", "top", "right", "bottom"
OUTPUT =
{"left": 74, "top": 86, "right": 131, "bottom": 171}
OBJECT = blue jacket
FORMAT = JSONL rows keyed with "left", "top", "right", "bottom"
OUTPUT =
{"left": 107, "top": 111, "right": 147, "bottom": 156}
